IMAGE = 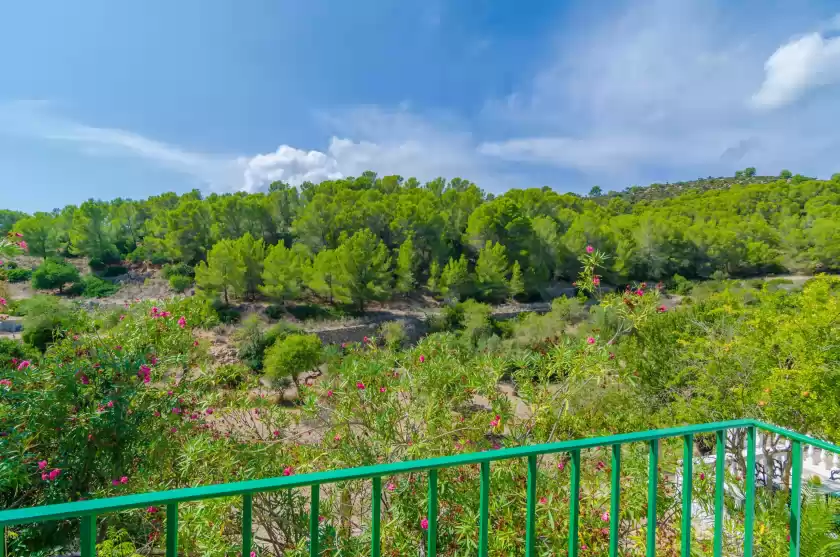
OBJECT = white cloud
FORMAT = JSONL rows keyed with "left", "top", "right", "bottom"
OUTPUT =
{"left": 751, "top": 31, "right": 840, "bottom": 110}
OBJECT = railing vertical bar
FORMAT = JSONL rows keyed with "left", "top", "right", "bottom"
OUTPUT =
{"left": 310, "top": 484, "right": 320, "bottom": 557}
{"left": 166, "top": 503, "right": 178, "bottom": 557}
{"left": 647, "top": 439, "right": 658, "bottom": 557}
{"left": 81, "top": 514, "right": 96, "bottom": 557}
{"left": 479, "top": 461, "right": 490, "bottom": 557}
{"left": 789, "top": 440, "right": 802, "bottom": 557}
{"left": 569, "top": 449, "right": 581, "bottom": 557}
{"left": 427, "top": 469, "right": 438, "bottom": 557}
{"left": 242, "top": 493, "right": 253, "bottom": 557}
{"left": 681, "top": 434, "right": 693, "bottom": 556}
{"left": 713, "top": 429, "right": 726, "bottom": 557}
{"left": 1, "top": 526, "right": 5, "bottom": 557}
{"left": 372, "top": 477, "right": 382, "bottom": 557}
{"left": 744, "top": 426, "right": 756, "bottom": 557}
{"left": 609, "top": 444, "right": 621, "bottom": 557}
{"left": 525, "top": 455, "right": 537, "bottom": 557}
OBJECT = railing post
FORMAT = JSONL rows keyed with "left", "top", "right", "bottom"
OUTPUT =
{"left": 569, "top": 449, "right": 581, "bottom": 557}
{"left": 525, "top": 455, "right": 537, "bottom": 557}
{"left": 647, "top": 439, "right": 658, "bottom": 557}
{"left": 371, "top": 477, "right": 381, "bottom": 557}
{"left": 609, "top": 444, "right": 621, "bottom": 557}
{"left": 744, "top": 426, "right": 756, "bottom": 557}
{"left": 166, "top": 503, "right": 178, "bottom": 557}
{"left": 713, "top": 429, "right": 726, "bottom": 557}
{"left": 790, "top": 440, "right": 802, "bottom": 557}
{"left": 81, "top": 515, "right": 96, "bottom": 557}
{"left": 310, "top": 484, "right": 320, "bottom": 557}
{"left": 427, "top": 469, "right": 438, "bottom": 557}
{"left": 242, "top": 494, "right": 253, "bottom": 557}
{"left": 479, "top": 462, "right": 490, "bottom": 557}
{"left": 681, "top": 434, "right": 693, "bottom": 556}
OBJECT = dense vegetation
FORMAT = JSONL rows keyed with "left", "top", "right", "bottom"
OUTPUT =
{"left": 3, "top": 169, "right": 840, "bottom": 555}
{"left": 4, "top": 169, "right": 840, "bottom": 311}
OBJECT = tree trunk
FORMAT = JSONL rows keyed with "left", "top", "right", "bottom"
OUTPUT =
{"left": 223, "top": 285, "right": 229, "bottom": 305}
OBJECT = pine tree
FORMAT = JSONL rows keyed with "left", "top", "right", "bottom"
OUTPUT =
{"left": 261, "top": 242, "right": 310, "bottom": 304}
{"left": 395, "top": 236, "right": 417, "bottom": 294}
{"left": 194, "top": 239, "right": 245, "bottom": 305}
{"left": 235, "top": 233, "right": 266, "bottom": 300}
{"left": 509, "top": 260, "right": 524, "bottom": 300}
{"left": 439, "top": 255, "right": 472, "bottom": 301}
{"left": 475, "top": 240, "right": 509, "bottom": 302}
{"left": 427, "top": 260, "right": 441, "bottom": 292}
{"left": 308, "top": 249, "right": 339, "bottom": 303}
{"left": 334, "top": 230, "right": 392, "bottom": 312}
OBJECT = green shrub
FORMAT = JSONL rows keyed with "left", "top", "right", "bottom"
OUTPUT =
{"left": 79, "top": 275, "right": 121, "bottom": 298}
{"left": 235, "top": 315, "right": 301, "bottom": 370}
{"left": 4, "top": 268, "right": 31, "bottom": 283}
{"left": 671, "top": 273, "right": 693, "bottom": 295}
{"left": 265, "top": 304, "right": 286, "bottom": 320}
{"left": 378, "top": 321, "right": 408, "bottom": 349}
{"left": 31, "top": 258, "right": 81, "bottom": 293}
{"left": 212, "top": 363, "right": 251, "bottom": 388}
{"left": 162, "top": 263, "right": 195, "bottom": 279}
{"left": 18, "top": 295, "right": 80, "bottom": 351}
{"left": 168, "top": 274, "right": 193, "bottom": 293}
{"left": 211, "top": 298, "right": 241, "bottom": 324}
{"left": 263, "top": 333, "right": 323, "bottom": 387}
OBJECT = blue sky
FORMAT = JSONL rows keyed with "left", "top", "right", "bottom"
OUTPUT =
{"left": 2, "top": 0, "right": 840, "bottom": 212}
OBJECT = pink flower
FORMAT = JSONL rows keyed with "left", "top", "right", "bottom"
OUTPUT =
{"left": 699, "top": 472, "right": 706, "bottom": 480}
{"left": 387, "top": 482, "right": 396, "bottom": 491}
{"left": 119, "top": 314, "right": 126, "bottom": 321}
{"left": 193, "top": 340, "right": 199, "bottom": 347}
{"left": 147, "top": 506, "right": 159, "bottom": 514}
{"left": 205, "top": 408, "right": 214, "bottom": 415}
{"left": 106, "top": 401, "right": 114, "bottom": 408}
{"left": 48, "top": 469, "right": 61, "bottom": 480}
{"left": 356, "top": 381, "right": 365, "bottom": 390}
{"left": 251, "top": 553, "right": 256, "bottom": 557}
{"left": 19, "top": 241, "right": 28, "bottom": 251}
{"left": 585, "top": 245, "right": 594, "bottom": 254}
{"left": 177, "top": 316, "right": 186, "bottom": 328}
{"left": 17, "top": 360, "right": 30, "bottom": 371}
{"left": 38, "top": 460, "right": 48, "bottom": 470}
{"left": 0, "top": 297, "right": 6, "bottom": 306}
{"left": 419, "top": 355, "right": 426, "bottom": 363}
{"left": 586, "top": 337, "right": 596, "bottom": 345}
{"left": 283, "top": 466, "right": 294, "bottom": 476}
{"left": 0, "top": 379, "right": 11, "bottom": 388}
{"left": 41, "top": 473, "right": 49, "bottom": 481}
{"left": 112, "top": 479, "right": 120, "bottom": 486}
{"left": 608, "top": 352, "right": 615, "bottom": 360}
{"left": 14, "top": 232, "right": 22, "bottom": 238}
{"left": 658, "top": 305, "right": 667, "bottom": 313}
{"left": 363, "top": 336, "right": 369, "bottom": 343}
{"left": 333, "top": 434, "right": 341, "bottom": 441}
{"left": 170, "top": 427, "right": 178, "bottom": 433}
{"left": 420, "top": 517, "right": 429, "bottom": 530}
{"left": 172, "top": 408, "right": 181, "bottom": 414}
{"left": 151, "top": 307, "right": 159, "bottom": 315}
{"left": 120, "top": 476, "right": 128, "bottom": 484}
{"left": 601, "top": 511, "right": 609, "bottom": 522}
{"left": 379, "top": 387, "right": 386, "bottom": 393}
{"left": 326, "top": 390, "right": 333, "bottom": 397}
{"left": 635, "top": 289, "right": 644, "bottom": 296}
{"left": 114, "top": 345, "right": 122, "bottom": 351}
{"left": 539, "top": 497, "right": 547, "bottom": 504}
{"left": 149, "top": 356, "right": 158, "bottom": 365}
{"left": 593, "top": 277, "right": 600, "bottom": 286}
{"left": 490, "top": 415, "right": 501, "bottom": 428}
{"left": 557, "top": 461, "right": 565, "bottom": 471}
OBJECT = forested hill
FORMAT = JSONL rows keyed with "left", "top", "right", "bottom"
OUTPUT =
{"left": 3, "top": 169, "right": 840, "bottom": 305}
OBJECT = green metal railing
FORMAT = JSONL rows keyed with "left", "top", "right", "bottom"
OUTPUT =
{"left": 1, "top": 419, "right": 838, "bottom": 556}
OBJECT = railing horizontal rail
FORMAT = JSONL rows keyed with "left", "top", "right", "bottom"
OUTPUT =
{"left": 0, "top": 418, "right": 753, "bottom": 527}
